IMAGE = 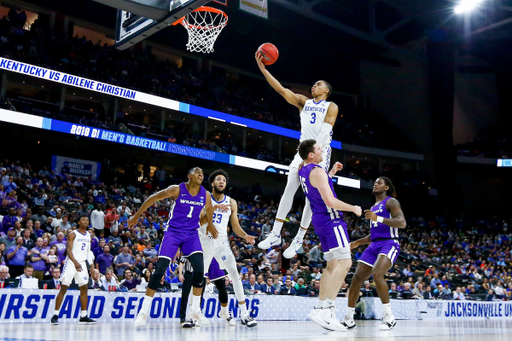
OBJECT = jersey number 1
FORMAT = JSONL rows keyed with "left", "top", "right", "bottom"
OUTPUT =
{"left": 187, "top": 207, "right": 194, "bottom": 218}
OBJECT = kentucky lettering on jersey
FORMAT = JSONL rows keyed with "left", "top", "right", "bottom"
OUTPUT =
{"left": 298, "top": 163, "right": 343, "bottom": 227}
{"left": 370, "top": 196, "right": 398, "bottom": 240}
{"left": 199, "top": 194, "right": 231, "bottom": 239}
{"left": 165, "top": 182, "right": 207, "bottom": 233}
{"left": 299, "top": 99, "right": 332, "bottom": 142}
{"left": 68, "top": 230, "right": 91, "bottom": 262}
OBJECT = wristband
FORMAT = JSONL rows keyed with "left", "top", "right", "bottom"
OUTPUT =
{"left": 376, "top": 216, "right": 384, "bottom": 223}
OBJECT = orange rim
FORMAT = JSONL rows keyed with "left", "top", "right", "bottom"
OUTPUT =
{"left": 172, "top": 6, "right": 228, "bottom": 26}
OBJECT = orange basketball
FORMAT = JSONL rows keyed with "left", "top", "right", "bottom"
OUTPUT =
{"left": 258, "top": 43, "right": 279, "bottom": 65}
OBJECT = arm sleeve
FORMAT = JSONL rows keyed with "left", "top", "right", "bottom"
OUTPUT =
{"left": 87, "top": 250, "right": 95, "bottom": 264}
{"left": 316, "top": 122, "right": 333, "bottom": 148}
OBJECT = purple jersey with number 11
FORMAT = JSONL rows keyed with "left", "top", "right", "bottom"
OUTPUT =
{"left": 165, "top": 182, "right": 206, "bottom": 232}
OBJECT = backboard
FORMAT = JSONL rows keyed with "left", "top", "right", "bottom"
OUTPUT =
{"left": 94, "top": 0, "right": 211, "bottom": 49}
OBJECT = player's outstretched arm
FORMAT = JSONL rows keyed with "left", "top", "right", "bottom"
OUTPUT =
{"left": 350, "top": 235, "right": 371, "bottom": 249}
{"left": 229, "top": 198, "right": 255, "bottom": 244}
{"left": 127, "top": 185, "right": 179, "bottom": 228}
{"left": 255, "top": 53, "right": 308, "bottom": 110}
{"left": 364, "top": 198, "right": 406, "bottom": 228}
{"left": 310, "top": 168, "right": 362, "bottom": 216}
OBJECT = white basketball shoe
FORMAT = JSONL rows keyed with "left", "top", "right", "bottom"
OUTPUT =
{"left": 283, "top": 237, "right": 302, "bottom": 259}
{"left": 219, "top": 309, "right": 236, "bottom": 326}
{"left": 190, "top": 307, "right": 211, "bottom": 327}
{"left": 379, "top": 313, "right": 396, "bottom": 330}
{"left": 134, "top": 311, "right": 148, "bottom": 328}
{"left": 257, "top": 231, "right": 281, "bottom": 250}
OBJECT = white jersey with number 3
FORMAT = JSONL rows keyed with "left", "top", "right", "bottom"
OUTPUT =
{"left": 69, "top": 230, "right": 91, "bottom": 262}
{"left": 299, "top": 99, "right": 332, "bottom": 142}
{"left": 199, "top": 195, "right": 231, "bottom": 240}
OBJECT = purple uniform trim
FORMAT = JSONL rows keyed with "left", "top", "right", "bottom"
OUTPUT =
{"left": 206, "top": 258, "right": 225, "bottom": 281}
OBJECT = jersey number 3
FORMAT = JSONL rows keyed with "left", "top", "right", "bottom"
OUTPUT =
{"left": 310, "top": 113, "right": 316, "bottom": 124}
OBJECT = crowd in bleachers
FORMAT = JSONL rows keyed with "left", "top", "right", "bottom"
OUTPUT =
{"left": 0, "top": 8, "right": 419, "bottom": 153}
{"left": 0, "top": 157, "right": 511, "bottom": 305}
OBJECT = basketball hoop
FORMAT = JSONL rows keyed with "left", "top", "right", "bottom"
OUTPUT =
{"left": 175, "top": 6, "right": 228, "bottom": 54}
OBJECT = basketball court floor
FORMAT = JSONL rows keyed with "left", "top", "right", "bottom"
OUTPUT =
{"left": 2, "top": 319, "right": 512, "bottom": 341}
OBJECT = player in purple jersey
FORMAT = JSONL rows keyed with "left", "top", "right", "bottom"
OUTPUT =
{"left": 128, "top": 167, "right": 228, "bottom": 328}
{"left": 297, "top": 139, "right": 362, "bottom": 332}
{"left": 343, "top": 177, "right": 406, "bottom": 331}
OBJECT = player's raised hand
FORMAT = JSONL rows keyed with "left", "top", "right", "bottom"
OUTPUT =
{"left": 364, "top": 209, "right": 377, "bottom": 221}
{"left": 329, "top": 162, "right": 343, "bottom": 177}
{"left": 127, "top": 215, "right": 138, "bottom": 229}
{"left": 207, "top": 223, "right": 219, "bottom": 239}
{"left": 244, "top": 235, "right": 256, "bottom": 245}
{"left": 214, "top": 204, "right": 230, "bottom": 212}
{"left": 352, "top": 205, "right": 362, "bottom": 217}
{"left": 255, "top": 52, "right": 266, "bottom": 70}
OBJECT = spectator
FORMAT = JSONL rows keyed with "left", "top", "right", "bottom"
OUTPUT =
{"left": 360, "top": 280, "right": 374, "bottom": 297}
{"left": 93, "top": 238, "right": 107, "bottom": 258}
{"left": 89, "top": 269, "right": 103, "bottom": 290}
{"left": 6, "top": 236, "right": 28, "bottom": 278}
{"left": 22, "top": 229, "right": 35, "bottom": 250}
{"left": 108, "top": 230, "right": 122, "bottom": 249}
{"left": 90, "top": 204, "right": 105, "bottom": 233}
{"left": 120, "top": 269, "right": 140, "bottom": 291}
{"left": 0, "top": 265, "right": 9, "bottom": 286}
{"left": 279, "top": 279, "right": 296, "bottom": 295}
{"left": 452, "top": 286, "right": 465, "bottom": 300}
{"left": 261, "top": 277, "right": 276, "bottom": 294}
{"left": 49, "top": 232, "right": 66, "bottom": 265}
{"left": 0, "top": 228, "right": 17, "bottom": 249}
{"left": 294, "top": 278, "right": 307, "bottom": 295}
{"left": 307, "top": 244, "right": 322, "bottom": 267}
{"left": 115, "top": 246, "right": 134, "bottom": 278}
{"left": 28, "top": 237, "right": 47, "bottom": 280}
{"left": 243, "top": 274, "right": 262, "bottom": 292}
{"left": 412, "top": 283, "right": 424, "bottom": 299}
{"left": 400, "top": 282, "right": 414, "bottom": 299}
{"left": 441, "top": 284, "right": 452, "bottom": 299}
{"left": 143, "top": 242, "right": 158, "bottom": 258}
{"left": 15, "top": 264, "right": 34, "bottom": 287}
{"left": 104, "top": 206, "right": 120, "bottom": 235}
{"left": 486, "top": 289, "right": 495, "bottom": 301}
{"left": 43, "top": 268, "right": 61, "bottom": 289}
{"left": 95, "top": 245, "right": 114, "bottom": 275}
{"left": 101, "top": 268, "right": 119, "bottom": 291}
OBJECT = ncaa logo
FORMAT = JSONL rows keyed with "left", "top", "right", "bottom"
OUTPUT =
{"left": 222, "top": 255, "right": 227, "bottom": 261}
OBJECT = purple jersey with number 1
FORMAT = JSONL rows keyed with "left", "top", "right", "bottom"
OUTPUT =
{"left": 165, "top": 182, "right": 206, "bottom": 232}
{"left": 158, "top": 182, "right": 206, "bottom": 259}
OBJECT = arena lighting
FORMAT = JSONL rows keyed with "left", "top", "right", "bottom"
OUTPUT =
{"left": 454, "top": 0, "right": 485, "bottom": 14}
{"left": 0, "top": 109, "right": 360, "bottom": 189}
{"left": 497, "top": 159, "right": 512, "bottom": 167}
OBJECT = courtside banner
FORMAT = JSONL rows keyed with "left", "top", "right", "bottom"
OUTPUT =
{"left": 240, "top": 0, "right": 268, "bottom": 19}
{"left": 1, "top": 290, "right": 512, "bottom": 323}
{"left": 51, "top": 156, "right": 101, "bottom": 180}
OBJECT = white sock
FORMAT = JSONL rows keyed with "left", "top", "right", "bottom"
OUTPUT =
{"left": 272, "top": 221, "right": 283, "bottom": 235}
{"left": 191, "top": 295, "right": 201, "bottom": 310}
{"left": 382, "top": 303, "right": 391, "bottom": 316}
{"left": 141, "top": 295, "right": 153, "bottom": 315}
{"left": 54, "top": 309, "right": 59, "bottom": 316}
{"left": 296, "top": 228, "right": 307, "bottom": 239}
{"left": 80, "top": 310, "right": 87, "bottom": 318}
{"left": 239, "top": 302, "right": 248, "bottom": 316}
{"left": 346, "top": 307, "right": 355, "bottom": 319}
{"left": 220, "top": 305, "right": 228, "bottom": 314}
{"left": 316, "top": 299, "right": 327, "bottom": 309}
{"left": 326, "top": 298, "right": 335, "bottom": 307}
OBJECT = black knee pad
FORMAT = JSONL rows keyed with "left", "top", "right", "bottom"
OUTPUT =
{"left": 148, "top": 257, "right": 170, "bottom": 290}
{"left": 213, "top": 278, "right": 228, "bottom": 304}
{"left": 188, "top": 253, "right": 204, "bottom": 287}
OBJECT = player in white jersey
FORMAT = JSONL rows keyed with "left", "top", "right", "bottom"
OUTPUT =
{"left": 198, "top": 169, "right": 257, "bottom": 327}
{"left": 51, "top": 215, "right": 96, "bottom": 325}
{"left": 256, "top": 53, "right": 339, "bottom": 258}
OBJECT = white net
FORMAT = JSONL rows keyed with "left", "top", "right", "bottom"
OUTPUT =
{"left": 181, "top": 7, "right": 228, "bottom": 54}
